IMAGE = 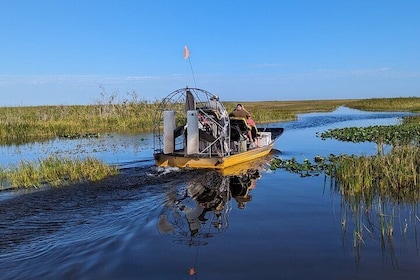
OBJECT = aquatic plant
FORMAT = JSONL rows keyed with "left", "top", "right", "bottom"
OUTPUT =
{"left": 58, "top": 132, "right": 101, "bottom": 139}
{"left": 317, "top": 123, "right": 420, "bottom": 155}
{"left": 319, "top": 114, "right": 420, "bottom": 152}
{"left": 270, "top": 106, "right": 420, "bottom": 256}
{"left": 272, "top": 147, "right": 419, "bottom": 257}
{"left": 334, "top": 146, "right": 420, "bottom": 200}
{"left": 270, "top": 155, "right": 334, "bottom": 177}
{"left": 272, "top": 145, "right": 419, "bottom": 201}
{"left": 272, "top": 114, "right": 420, "bottom": 253}
{"left": 0, "top": 156, "right": 119, "bottom": 189}
{"left": 273, "top": 108, "right": 420, "bottom": 199}
{"left": 403, "top": 115, "right": 420, "bottom": 125}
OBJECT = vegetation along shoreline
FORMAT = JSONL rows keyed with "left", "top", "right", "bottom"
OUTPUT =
{"left": 0, "top": 96, "right": 419, "bottom": 190}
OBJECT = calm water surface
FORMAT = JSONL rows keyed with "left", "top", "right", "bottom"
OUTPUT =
{"left": 1, "top": 107, "right": 419, "bottom": 280}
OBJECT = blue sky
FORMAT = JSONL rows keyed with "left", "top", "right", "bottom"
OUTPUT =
{"left": 1, "top": 0, "right": 419, "bottom": 106}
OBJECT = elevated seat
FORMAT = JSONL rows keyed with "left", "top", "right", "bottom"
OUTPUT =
{"left": 229, "top": 117, "right": 258, "bottom": 142}
{"left": 229, "top": 117, "right": 251, "bottom": 131}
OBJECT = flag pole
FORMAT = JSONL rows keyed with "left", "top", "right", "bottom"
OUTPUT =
{"left": 184, "top": 46, "right": 197, "bottom": 87}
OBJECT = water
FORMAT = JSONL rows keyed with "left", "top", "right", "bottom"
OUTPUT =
{"left": 0, "top": 107, "right": 419, "bottom": 280}
{"left": 0, "top": 132, "right": 155, "bottom": 168}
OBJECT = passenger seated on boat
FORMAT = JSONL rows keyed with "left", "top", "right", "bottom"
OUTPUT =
{"left": 229, "top": 104, "right": 256, "bottom": 145}
{"left": 229, "top": 103, "right": 250, "bottom": 119}
{"left": 246, "top": 116, "right": 258, "bottom": 140}
{"left": 230, "top": 117, "right": 256, "bottom": 142}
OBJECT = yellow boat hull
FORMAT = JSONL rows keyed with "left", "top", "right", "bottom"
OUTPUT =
{"left": 154, "top": 142, "right": 275, "bottom": 170}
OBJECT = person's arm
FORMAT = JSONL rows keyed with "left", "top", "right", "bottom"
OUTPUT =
{"left": 242, "top": 106, "right": 251, "bottom": 117}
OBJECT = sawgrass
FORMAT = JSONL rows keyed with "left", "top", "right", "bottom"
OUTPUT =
{"left": 0, "top": 92, "right": 159, "bottom": 145}
{"left": 344, "top": 96, "right": 420, "bottom": 112}
{"left": 333, "top": 145, "right": 420, "bottom": 201}
{"left": 0, "top": 99, "right": 353, "bottom": 142}
{"left": 403, "top": 115, "right": 420, "bottom": 125}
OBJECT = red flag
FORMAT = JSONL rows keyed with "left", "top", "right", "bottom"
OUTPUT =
{"left": 184, "top": 45, "right": 189, "bottom": 60}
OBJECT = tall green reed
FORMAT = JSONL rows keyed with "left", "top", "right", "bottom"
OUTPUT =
{"left": 334, "top": 145, "right": 420, "bottom": 200}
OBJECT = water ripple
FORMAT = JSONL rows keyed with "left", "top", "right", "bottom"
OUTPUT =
{"left": 281, "top": 107, "right": 413, "bottom": 130}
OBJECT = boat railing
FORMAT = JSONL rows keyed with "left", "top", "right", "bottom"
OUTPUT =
{"left": 197, "top": 107, "right": 230, "bottom": 157}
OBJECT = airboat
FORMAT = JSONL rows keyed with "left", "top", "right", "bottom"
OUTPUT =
{"left": 153, "top": 88, "right": 284, "bottom": 170}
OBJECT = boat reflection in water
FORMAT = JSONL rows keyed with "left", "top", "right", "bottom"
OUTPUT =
{"left": 157, "top": 166, "right": 263, "bottom": 246}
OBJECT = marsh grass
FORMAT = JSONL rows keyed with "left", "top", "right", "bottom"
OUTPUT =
{"left": 272, "top": 114, "right": 420, "bottom": 249}
{"left": 0, "top": 98, "right": 351, "bottom": 145}
{"left": 273, "top": 145, "right": 420, "bottom": 201}
{"left": 2, "top": 96, "right": 418, "bottom": 145}
{"left": 224, "top": 99, "right": 356, "bottom": 123}
{"left": 345, "top": 97, "right": 420, "bottom": 112}
{"left": 271, "top": 99, "right": 420, "bottom": 198}
{"left": 0, "top": 91, "right": 159, "bottom": 145}
{"left": 334, "top": 145, "right": 420, "bottom": 200}
{"left": 317, "top": 115, "right": 420, "bottom": 199}
{"left": 273, "top": 147, "right": 419, "bottom": 253}
{"left": 0, "top": 156, "right": 119, "bottom": 189}
{"left": 268, "top": 99, "right": 419, "bottom": 253}
{"left": 403, "top": 115, "right": 420, "bottom": 125}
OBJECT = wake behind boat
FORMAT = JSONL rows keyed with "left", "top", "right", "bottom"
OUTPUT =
{"left": 153, "top": 88, "right": 284, "bottom": 170}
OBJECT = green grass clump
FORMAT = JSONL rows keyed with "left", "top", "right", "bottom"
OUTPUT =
{"left": 403, "top": 115, "right": 420, "bottom": 125}
{"left": 0, "top": 156, "right": 119, "bottom": 189}
{"left": 335, "top": 145, "right": 420, "bottom": 201}
{"left": 271, "top": 145, "right": 419, "bottom": 202}
{"left": 313, "top": 121, "right": 419, "bottom": 200}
